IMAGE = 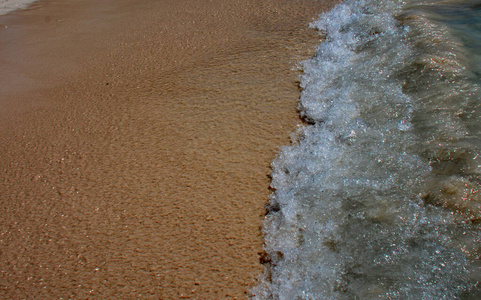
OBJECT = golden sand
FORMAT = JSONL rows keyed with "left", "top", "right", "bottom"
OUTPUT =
{"left": 0, "top": 0, "right": 337, "bottom": 298}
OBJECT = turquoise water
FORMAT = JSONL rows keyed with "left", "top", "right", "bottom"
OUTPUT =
{"left": 253, "top": 0, "right": 481, "bottom": 298}
{"left": 444, "top": 2, "right": 481, "bottom": 79}
{"left": 414, "top": 0, "right": 481, "bottom": 76}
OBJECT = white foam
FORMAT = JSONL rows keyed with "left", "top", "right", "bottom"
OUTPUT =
{"left": 252, "top": 0, "right": 481, "bottom": 298}
{"left": 0, "top": 0, "right": 37, "bottom": 15}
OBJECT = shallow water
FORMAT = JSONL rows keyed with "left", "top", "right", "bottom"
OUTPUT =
{"left": 0, "top": 0, "right": 37, "bottom": 15}
{"left": 253, "top": 0, "right": 481, "bottom": 298}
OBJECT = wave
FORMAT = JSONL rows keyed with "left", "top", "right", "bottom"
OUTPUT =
{"left": 252, "top": 0, "right": 481, "bottom": 298}
{"left": 0, "top": 0, "right": 38, "bottom": 15}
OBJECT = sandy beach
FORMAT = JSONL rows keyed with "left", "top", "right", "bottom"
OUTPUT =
{"left": 0, "top": 0, "right": 337, "bottom": 298}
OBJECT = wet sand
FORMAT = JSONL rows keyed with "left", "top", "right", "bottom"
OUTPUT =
{"left": 0, "top": 0, "right": 337, "bottom": 298}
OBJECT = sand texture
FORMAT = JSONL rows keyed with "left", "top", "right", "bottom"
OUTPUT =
{"left": 0, "top": 0, "right": 337, "bottom": 298}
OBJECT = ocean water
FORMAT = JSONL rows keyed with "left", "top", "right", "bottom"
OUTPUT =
{"left": 0, "top": 0, "right": 37, "bottom": 15}
{"left": 252, "top": 0, "right": 481, "bottom": 298}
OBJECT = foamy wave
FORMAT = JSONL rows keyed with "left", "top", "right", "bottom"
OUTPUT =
{"left": 252, "top": 0, "right": 481, "bottom": 298}
{"left": 0, "top": 0, "right": 37, "bottom": 15}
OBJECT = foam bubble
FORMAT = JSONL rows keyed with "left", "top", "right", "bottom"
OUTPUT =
{"left": 0, "top": 0, "right": 37, "bottom": 15}
{"left": 252, "top": 0, "right": 481, "bottom": 298}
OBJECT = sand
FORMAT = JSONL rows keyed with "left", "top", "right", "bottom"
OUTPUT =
{"left": 0, "top": 0, "right": 337, "bottom": 298}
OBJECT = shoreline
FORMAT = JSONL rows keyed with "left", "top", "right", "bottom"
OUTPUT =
{"left": 0, "top": 0, "right": 337, "bottom": 297}
{"left": 0, "top": 0, "right": 37, "bottom": 15}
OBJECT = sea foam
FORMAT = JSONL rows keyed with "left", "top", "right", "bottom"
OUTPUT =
{"left": 252, "top": 0, "right": 481, "bottom": 298}
{"left": 0, "top": 0, "right": 37, "bottom": 15}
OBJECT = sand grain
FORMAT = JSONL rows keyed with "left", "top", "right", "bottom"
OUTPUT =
{"left": 0, "top": 0, "right": 337, "bottom": 298}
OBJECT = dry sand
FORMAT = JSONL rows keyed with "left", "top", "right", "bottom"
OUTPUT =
{"left": 0, "top": 0, "right": 337, "bottom": 298}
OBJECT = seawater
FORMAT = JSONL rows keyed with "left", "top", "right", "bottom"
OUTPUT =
{"left": 252, "top": 0, "right": 481, "bottom": 298}
{"left": 0, "top": 0, "right": 38, "bottom": 15}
